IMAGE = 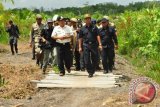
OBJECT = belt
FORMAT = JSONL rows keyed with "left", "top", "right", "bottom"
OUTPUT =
{"left": 58, "top": 42, "right": 70, "bottom": 45}
{"left": 84, "top": 41, "right": 96, "bottom": 45}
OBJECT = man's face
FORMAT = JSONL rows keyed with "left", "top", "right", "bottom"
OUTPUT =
{"left": 102, "top": 21, "right": 109, "bottom": 27}
{"left": 84, "top": 17, "right": 91, "bottom": 25}
{"left": 36, "top": 18, "right": 42, "bottom": 24}
{"left": 71, "top": 21, "right": 76, "bottom": 26}
{"left": 48, "top": 22, "right": 53, "bottom": 28}
{"left": 59, "top": 20, "right": 65, "bottom": 27}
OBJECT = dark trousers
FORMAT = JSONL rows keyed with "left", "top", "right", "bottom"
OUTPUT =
{"left": 112, "top": 49, "right": 115, "bottom": 67}
{"left": 101, "top": 47, "right": 114, "bottom": 72}
{"left": 32, "top": 41, "right": 35, "bottom": 59}
{"left": 9, "top": 37, "right": 18, "bottom": 54}
{"left": 57, "top": 43, "right": 72, "bottom": 74}
{"left": 74, "top": 50, "right": 85, "bottom": 70}
{"left": 83, "top": 45, "right": 98, "bottom": 75}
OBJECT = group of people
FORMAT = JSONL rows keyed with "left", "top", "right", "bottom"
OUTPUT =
{"left": 6, "top": 13, "right": 118, "bottom": 78}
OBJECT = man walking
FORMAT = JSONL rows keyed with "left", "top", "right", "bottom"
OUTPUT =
{"left": 29, "top": 14, "right": 45, "bottom": 67}
{"left": 79, "top": 14, "right": 102, "bottom": 78}
{"left": 41, "top": 18, "right": 55, "bottom": 74}
{"left": 99, "top": 18, "right": 118, "bottom": 74}
{"left": 6, "top": 20, "right": 20, "bottom": 55}
{"left": 52, "top": 16, "right": 73, "bottom": 76}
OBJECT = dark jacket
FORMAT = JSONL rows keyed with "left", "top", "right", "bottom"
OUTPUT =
{"left": 99, "top": 26, "right": 118, "bottom": 48}
{"left": 41, "top": 26, "right": 56, "bottom": 49}
{"left": 6, "top": 24, "right": 20, "bottom": 38}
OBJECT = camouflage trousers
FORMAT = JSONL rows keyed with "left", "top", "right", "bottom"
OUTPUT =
{"left": 34, "top": 37, "right": 43, "bottom": 68}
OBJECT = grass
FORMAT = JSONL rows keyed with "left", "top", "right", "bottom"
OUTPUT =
{"left": 0, "top": 74, "right": 6, "bottom": 87}
{"left": 52, "top": 65, "right": 59, "bottom": 74}
{"left": 0, "top": 35, "right": 8, "bottom": 44}
{"left": 121, "top": 53, "right": 160, "bottom": 83}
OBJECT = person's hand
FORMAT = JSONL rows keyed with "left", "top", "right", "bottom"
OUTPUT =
{"left": 115, "top": 45, "right": 118, "bottom": 50}
{"left": 7, "top": 24, "right": 11, "bottom": 28}
{"left": 79, "top": 48, "right": 82, "bottom": 54}
{"left": 59, "top": 36, "right": 66, "bottom": 40}
{"left": 99, "top": 45, "right": 102, "bottom": 51}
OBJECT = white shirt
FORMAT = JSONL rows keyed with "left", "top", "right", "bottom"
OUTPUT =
{"left": 51, "top": 25, "right": 73, "bottom": 44}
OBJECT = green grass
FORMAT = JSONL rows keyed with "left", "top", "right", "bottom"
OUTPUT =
{"left": 0, "top": 35, "right": 8, "bottom": 44}
{"left": 120, "top": 54, "right": 160, "bottom": 83}
{"left": 0, "top": 74, "right": 6, "bottom": 87}
{"left": 52, "top": 65, "right": 59, "bottom": 74}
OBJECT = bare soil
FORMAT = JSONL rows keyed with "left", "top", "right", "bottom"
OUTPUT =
{"left": 0, "top": 42, "right": 159, "bottom": 107}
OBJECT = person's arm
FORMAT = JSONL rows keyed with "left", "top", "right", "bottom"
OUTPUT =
{"left": 40, "top": 29, "right": 47, "bottom": 43}
{"left": 51, "top": 27, "right": 64, "bottom": 40}
{"left": 15, "top": 25, "right": 20, "bottom": 35}
{"left": 63, "top": 26, "right": 73, "bottom": 39}
{"left": 6, "top": 24, "right": 11, "bottom": 32}
{"left": 112, "top": 28, "right": 118, "bottom": 49}
{"left": 79, "top": 38, "right": 83, "bottom": 53}
{"left": 96, "top": 27, "right": 102, "bottom": 50}
{"left": 78, "top": 28, "right": 83, "bottom": 53}
{"left": 29, "top": 26, "right": 34, "bottom": 46}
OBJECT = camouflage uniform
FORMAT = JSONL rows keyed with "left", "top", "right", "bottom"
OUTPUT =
{"left": 30, "top": 22, "right": 45, "bottom": 67}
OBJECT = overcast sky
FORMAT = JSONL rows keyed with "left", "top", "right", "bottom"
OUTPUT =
{"left": 2, "top": 0, "right": 152, "bottom": 10}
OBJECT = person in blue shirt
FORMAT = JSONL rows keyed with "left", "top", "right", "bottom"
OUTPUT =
{"left": 99, "top": 18, "right": 118, "bottom": 74}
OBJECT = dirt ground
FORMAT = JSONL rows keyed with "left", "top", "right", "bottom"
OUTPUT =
{"left": 0, "top": 42, "right": 160, "bottom": 107}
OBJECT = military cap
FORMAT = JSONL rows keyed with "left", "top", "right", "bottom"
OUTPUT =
{"left": 101, "top": 18, "right": 109, "bottom": 22}
{"left": 36, "top": 14, "right": 42, "bottom": 19}
{"left": 84, "top": 14, "right": 91, "bottom": 19}
{"left": 103, "top": 16, "right": 109, "bottom": 20}
{"left": 70, "top": 18, "right": 77, "bottom": 22}
{"left": 47, "top": 18, "right": 53, "bottom": 23}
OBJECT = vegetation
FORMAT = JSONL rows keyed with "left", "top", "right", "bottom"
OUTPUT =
{"left": 117, "top": 7, "right": 160, "bottom": 82}
{"left": 0, "top": 1, "right": 160, "bottom": 82}
{"left": 0, "top": 74, "right": 6, "bottom": 87}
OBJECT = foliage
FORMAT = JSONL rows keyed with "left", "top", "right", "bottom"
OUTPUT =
{"left": 117, "top": 7, "right": 160, "bottom": 82}
{"left": 0, "top": 74, "right": 6, "bottom": 87}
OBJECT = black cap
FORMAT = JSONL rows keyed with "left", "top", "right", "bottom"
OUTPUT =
{"left": 101, "top": 18, "right": 109, "bottom": 22}
{"left": 57, "top": 16, "right": 65, "bottom": 21}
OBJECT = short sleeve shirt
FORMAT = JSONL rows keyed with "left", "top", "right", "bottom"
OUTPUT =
{"left": 51, "top": 25, "right": 72, "bottom": 44}
{"left": 79, "top": 24, "right": 99, "bottom": 44}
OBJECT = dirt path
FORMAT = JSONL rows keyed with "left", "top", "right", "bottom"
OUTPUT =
{"left": 0, "top": 42, "right": 160, "bottom": 107}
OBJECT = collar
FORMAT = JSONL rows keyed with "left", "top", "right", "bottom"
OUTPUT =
{"left": 58, "top": 25, "right": 67, "bottom": 29}
{"left": 102, "top": 26, "right": 109, "bottom": 30}
{"left": 85, "top": 24, "right": 93, "bottom": 28}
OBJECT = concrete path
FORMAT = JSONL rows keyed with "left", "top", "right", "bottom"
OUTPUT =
{"left": 33, "top": 71, "right": 123, "bottom": 88}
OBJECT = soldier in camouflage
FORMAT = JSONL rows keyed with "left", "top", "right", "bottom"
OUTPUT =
{"left": 29, "top": 14, "right": 45, "bottom": 68}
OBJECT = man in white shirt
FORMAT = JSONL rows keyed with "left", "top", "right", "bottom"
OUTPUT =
{"left": 51, "top": 16, "right": 73, "bottom": 76}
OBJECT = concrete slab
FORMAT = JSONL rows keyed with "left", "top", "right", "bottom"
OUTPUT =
{"left": 35, "top": 71, "right": 122, "bottom": 88}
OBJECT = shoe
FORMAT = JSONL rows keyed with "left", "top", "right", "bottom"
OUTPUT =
{"left": 59, "top": 73, "right": 65, "bottom": 76}
{"left": 103, "top": 70, "right": 108, "bottom": 74}
{"left": 109, "top": 69, "right": 112, "bottom": 73}
{"left": 12, "top": 52, "right": 14, "bottom": 55}
{"left": 42, "top": 68, "right": 46, "bottom": 74}
{"left": 75, "top": 68, "right": 80, "bottom": 71}
{"left": 32, "top": 58, "right": 35, "bottom": 60}
{"left": 96, "top": 66, "right": 101, "bottom": 70}
{"left": 67, "top": 69, "right": 71, "bottom": 73}
{"left": 112, "top": 66, "right": 116, "bottom": 70}
{"left": 81, "top": 68, "right": 85, "bottom": 71}
{"left": 88, "top": 74, "right": 93, "bottom": 78}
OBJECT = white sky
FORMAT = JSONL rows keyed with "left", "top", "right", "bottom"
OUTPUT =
{"left": 2, "top": 0, "right": 154, "bottom": 10}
